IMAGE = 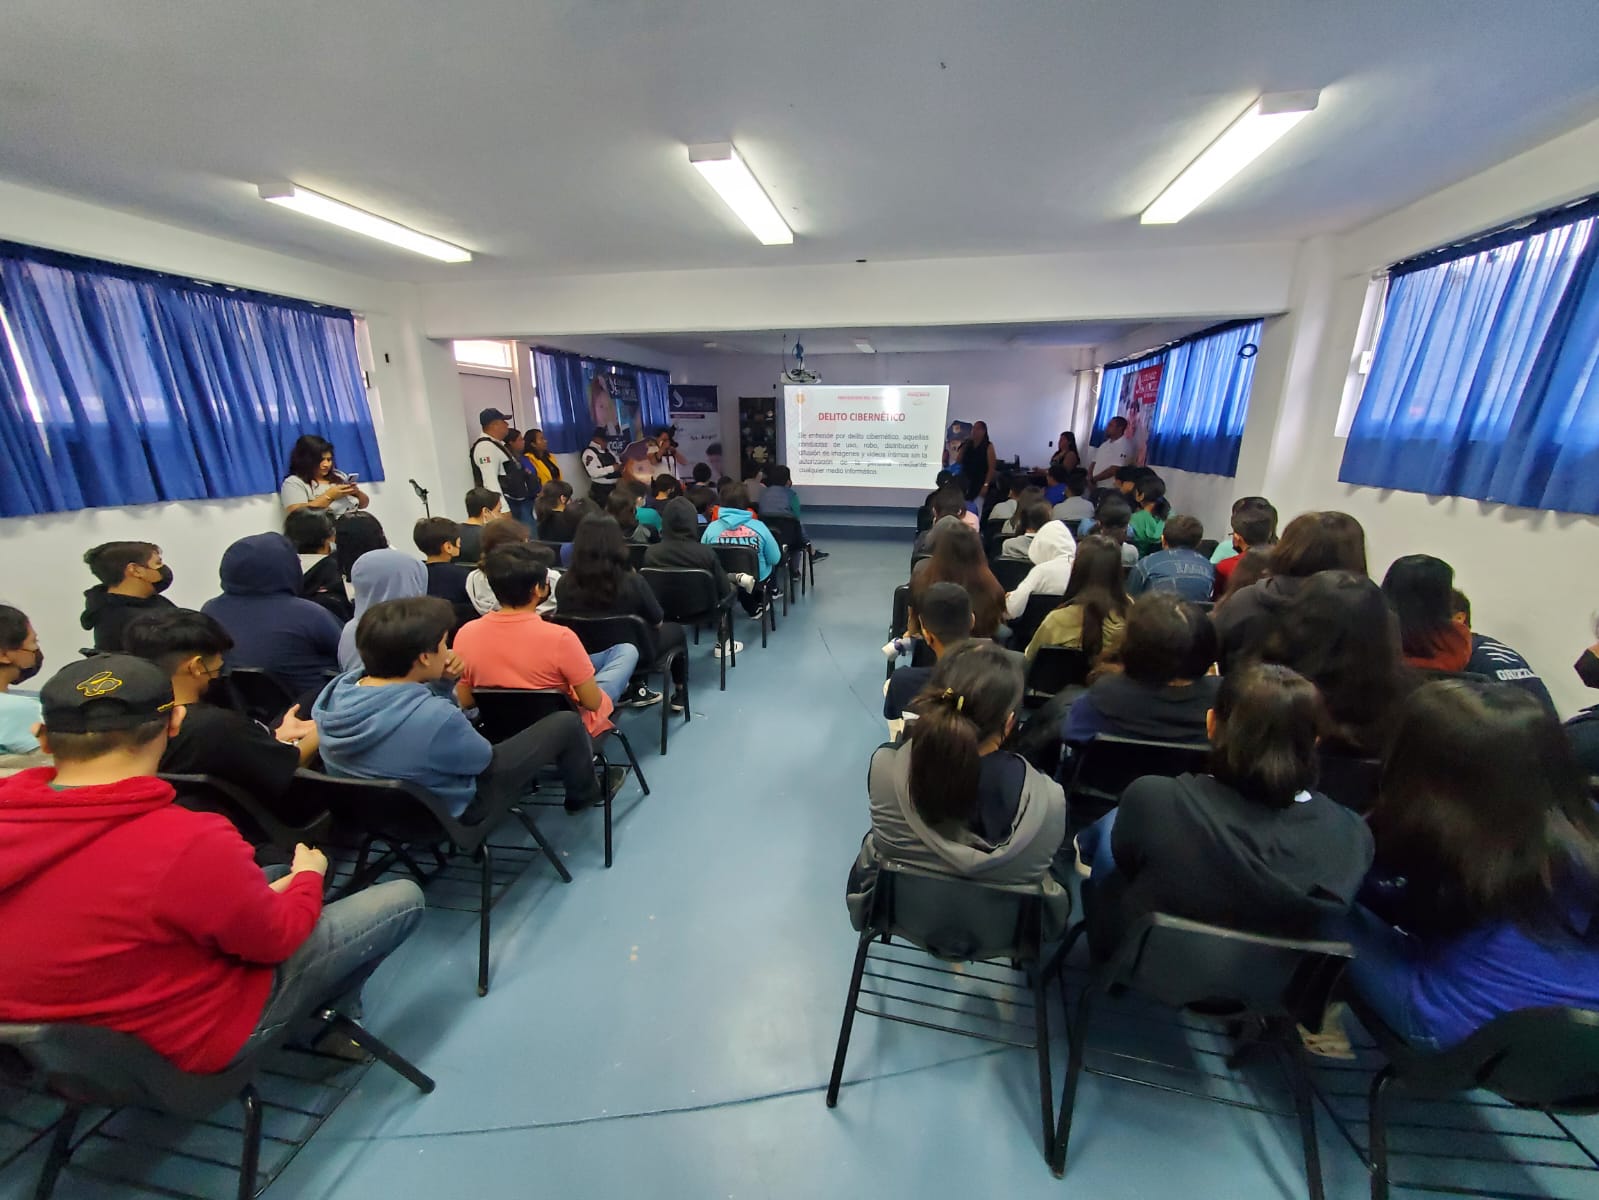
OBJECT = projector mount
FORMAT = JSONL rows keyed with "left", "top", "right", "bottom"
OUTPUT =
{"left": 781, "top": 333, "right": 819, "bottom": 383}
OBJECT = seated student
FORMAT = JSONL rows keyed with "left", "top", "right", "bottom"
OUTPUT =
{"left": 1216, "top": 546, "right": 1271, "bottom": 606}
{"left": 465, "top": 518, "right": 544, "bottom": 615}
{"left": 80, "top": 541, "right": 176, "bottom": 652}
{"left": 1078, "top": 663, "right": 1373, "bottom": 959}
{"left": 646, "top": 473, "right": 682, "bottom": 522}
{"left": 1212, "top": 498, "right": 1277, "bottom": 597}
{"left": 702, "top": 482, "right": 782, "bottom": 616}
{"left": 986, "top": 473, "right": 1021, "bottom": 530}
{"left": 1381, "top": 554, "right": 1475, "bottom": 673}
{"left": 414, "top": 516, "right": 477, "bottom": 631}
{"left": 123, "top": 609, "right": 318, "bottom": 805}
{"left": 1003, "top": 485, "right": 1047, "bottom": 536}
{"left": 642, "top": 497, "right": 747, "bottom": 660}
{"left": 315, "top": 597, "right": 603, "bottom": 817}
{"left": 1087, "top": 493, "right": 1140, "bottom": 568}
{"left": 556, "top": 515, "right": 676, "bottom": 710}
{"left": 1112, "top": 465, "right": 1145, "bottom": 499}
{"left": 201, "top": 533, "right": 343, "bottom": 695}
{"left": 1333, "top": 680, "right": 1599, "bottom": 1050}
{"left": 1003, "top": 520, "right": 1077, "bottom": 622}
{"left": 1569, "top": 621, "right": 1599, "bottom": 775}
{"left": 454, "top": 545, "right": 641, "bottom": 747}
{"left": 0, "top": 606, "right": 46, "bottom": 769}
{"left": 999, "top": 498, "right": 1052, "bottom": 561}
{"left": 331, "top": 511, "right": 389, "bottom": 585}
{"left": 1025, "top": 535, "right": 1130, "bottom": 663}
{"left": 337, "top": 549, "right": 429, "bottom": 673}
{"left": 885, "top": 582, "right": 974, "bottom": 740}
{"left": 0, "top": 654, "right": 423, "bottom": 1072}
{"left": 1450, "top": 588, "right": 1556, "bottom": 712}
{"left": 1064, "top": 592, "right": 1220, "bottom": 743}
{"left": 1127, "top": 475, "right": 1169, "bottom": 558}
{"left": 911, "top": 486, "right": 973, "bottom": 558}
{"left": 1051, "top": 468, "right": 1095, "bottom": 528}
{"left": 1260, "top": 571, "right": 1415, "bottom": 759}
{"left": 755, "top": 464, "right": 828, "bottom": 561}
{"left": 1043, "top": 462, "right": 1070, "bottom": 506}
{"left": 286, "top": 508, "right": 353, "bottom": 622}
{"left": 1126, "top": 514, "right": 1215, "bottom": 602}
{"left": 607, "top": 487, "right": 655, "bottom": 546}
{"left": 908, "top": 518, "right": 1008, "bottom": 641}
{"left": 534, "top": 480, "right": 578, "bottom": 544}
{"left": 1213, "top": 511, "right": 1368, "bottom": 671}
{"left": 847, "top": 642, "right": 1071, "bottom": 937}
{"left": 458, "top": 486, "right": 504, "bottom": 563}
{"left": 692, "top": 462, "right": 714, "bottom": 487}
{"left": 686, "top": 483, "right": 717, "bottom": 528}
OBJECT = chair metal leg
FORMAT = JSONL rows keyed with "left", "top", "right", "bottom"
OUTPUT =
{"left": 512, "top": 808, "right": 573, "bottom": 883}
{"left": 717, "top": 616, "right": 727, "bottom": 690}
{"left": 1368, "top": 1065, "right": 1394, "bottom": 1200}
{"left": 1032, "top": 963, "right": 1055, "bottom": 1161}
{"left": 32, "top": 1104, "right": 81, "bottom": 1200}
{"left": 321, "top": 1010, "right": 437, "bottom": 1093}
{"left": 475, "top": 843, "right": 492, "bottom": 996}
{"left": 826, "top": 934, "right": 874, "bottom": 1107}
{"left": 1052, "top": 984, "right": 1094, "bottom": 1177}
{"left": 237, "top": 1085, "right": 262, "bottom": 1200}
{"left": 659, "top": 661, "right": 671, "bottom": 756}
{"left": 609, "top": 728, "right": 649, "bottom": 794}
{"left": 1280, "top": 1040, "right": 1326, "bottom": 1200}
{"left": 726, "top": 611, "right": 737, "bottom": 669}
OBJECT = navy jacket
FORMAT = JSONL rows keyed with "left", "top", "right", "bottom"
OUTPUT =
{"left": 201, "top": 533, "right": 343, "bottom": 695}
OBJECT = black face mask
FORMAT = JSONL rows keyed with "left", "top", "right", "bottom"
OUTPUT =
{"left": 13, "top": 652, "right": 41, "bottom": 684}
{"left": 150, "top": 564, "right": 174, "bottom": 593}
{"left": 1577, "top": 648, "right": 1599, "bottom": 690}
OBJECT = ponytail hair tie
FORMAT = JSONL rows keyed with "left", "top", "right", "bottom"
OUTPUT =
{"left": 940, "top": 687, "right": 966, "bottom": 712}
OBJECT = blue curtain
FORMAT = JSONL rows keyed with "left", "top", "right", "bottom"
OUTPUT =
{"left": 0, "top": 320, "right": 68, "bottom": 517}
{"left": 1341, "top": 212, "right": 1599, "bottom": 514}
{"left": 531, "top": 348, "right": 588, "bottom": 453}
{"left": 637, "top": 368, "right": 670, "bottom": 434}
{"left": 0, "top": 242, "right": 381, "bottom": 514}
{"left": 1146, "top": 320, "right": 1262, "bottom": 475}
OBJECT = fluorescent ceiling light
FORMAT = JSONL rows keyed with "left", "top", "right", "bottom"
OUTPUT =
{"left": 257, "top": 182, "right": 472, "bottom": 262}
{"left": 687, "top": 143, "right": 793, "bottom": 245}
{"left": 1141, "top": 90, "right": 1320, "bottom": 225}
{"left": 854, "top": 339, "right": 876, "bottom": 354}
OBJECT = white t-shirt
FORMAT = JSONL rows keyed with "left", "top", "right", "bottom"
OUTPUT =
{"left": 1092, "top": 436, "right": 1134, "bottom": 478}
{"left": 280, "top": 475, "right": 359, "bottom": 517}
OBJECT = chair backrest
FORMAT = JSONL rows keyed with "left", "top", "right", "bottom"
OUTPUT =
{"left": 549, "top": 611, "right": 659, "bottom": 664}
{"left": 1197, "top": 538, "right": 1219, "bottom": 558}
{"left": 1067, "top": 734, "right": 1210, "bottom": 805}
{"left": 989, "top": 557, "right": 1033, "bottom": 591}
{"left": 910, "top": 552, "right": 932, "bottom": 573}
{"left": 471, "top": 687, "right": 580, "bottom": 745}
{"left": 160, "top": 773, "right": 328, "bottom": 848}
{"left": 915, "top": 504, "right": 934, "bottom": 533}
{"left": 1419, "top": 1007, "right": 1599, "bottom": 1111}
{"left": 289, "top": 769, "right": 467, "bottom": 846}
{"left": 761, "top": 513, "right": 804, "bottom": 553}
{"left": 224, "top": 667, "right": 298, "bottom": 725}
{"left": 890, "top": 583, "right": 911, "bottom": 638}
{"left": 864, "top": 865, "right": 1043, "bottom": 962}
{"left": 626, "top": 542, "right": 648, "bottom": 569}
{"left": 1318, "top": 751, "right": 1381, "bottom": 813}
{"left": 1027, "top": 646, "right": 1089, "bottom": 696}
{"left": 536, "top": 538, "right": 569, "bottom": 555}
{"left": 1007, "top": 591, "right": 1063, "bottom": 652}
{"left": 640, "top": 567, "right": 722, "bottom": 623}
{"left": 1106, "top": 913, "right": 1353, "bottom": 1028}
{"left": 711, "top": 543, "right": 760, "bottom": 579}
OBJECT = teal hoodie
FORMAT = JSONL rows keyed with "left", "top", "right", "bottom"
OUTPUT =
{"left": 311, "top": 670, "right": 489, "bottom": 817}
{"left": 701, "top": 506, "right": 781, "bottom": 580}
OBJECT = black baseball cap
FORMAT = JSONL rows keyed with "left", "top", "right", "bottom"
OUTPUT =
{"left": 40, "top": 655, "right": 176, "bottom": 734}
{"left": 479, "top": 407, "right": 512, "bottom": 426}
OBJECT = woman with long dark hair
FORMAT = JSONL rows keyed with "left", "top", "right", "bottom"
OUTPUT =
{"left": 1049, "top": 431, "right": 1080, "bottom": 474}
{"left": 1335, "top": 680, "right": 1599, "bottom": 1048}
{"left": 950, "top": 420, "right": 998, "bottom": 505}
{"left": 534, "top": 480, "right": 576, "bottom": 543}
{"left": 522, "top": 428, "right": 562, "bottom": 487}
{"left": 1025, "top": 534, "right": 1128, "bottom": 662}
{"left": 1380, "top": 554, "right": 1472, "bottom": 672}
{"left": 909, "top": 518, "right": 1007, "bottom": 639}
{"left": 847, "top": 641, "right": 1070, "bottom": 936}
{"left": 555, "top": 516, "right": 683, "bottom": 710}
{"left": 280, "top": 434, "right": 369, "bottom": 517}
{"left": 332, "top": 512, "right": 388, "bottom": 583}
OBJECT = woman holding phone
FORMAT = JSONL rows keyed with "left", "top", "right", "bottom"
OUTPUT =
{"left": 280, "top": 434, "right": 369, "bottom": 517}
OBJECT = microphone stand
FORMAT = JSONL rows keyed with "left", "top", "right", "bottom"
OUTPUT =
{"left": 408, "top": 479, "right": 431, "bottom": 518}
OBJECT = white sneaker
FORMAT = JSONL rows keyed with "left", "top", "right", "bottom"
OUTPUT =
{"left": 712, "top": 640, "right": 745, "bottom": 658}
{"left": 732, "top": 572, "right": 756, "bottom": 592}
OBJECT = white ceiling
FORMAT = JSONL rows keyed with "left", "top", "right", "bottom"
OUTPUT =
{"left": 3, "top": 1, "right": 1598, "bottom": 282}
{"left": 619, "top": 320, "right": 1208, "bottom": 358}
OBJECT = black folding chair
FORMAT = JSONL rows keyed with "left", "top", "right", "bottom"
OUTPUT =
{"left": 1007, "top": 592, "right": 1064, "bottom": 655}
{"left": 641, "top": 567, "right": 736, "bottom": 689}
{"left": 1025, "top": 645, "right": 1089, "bottom": 702}
{"left": 990, "top": 556, "right": 1033, "bottom": 591}
{"left": 914, "top": 504, "right": 934, "bottom": 533}
{"left": 160, "top": 773, "right": 331, "bottom": 852}
{"left": 289, "top": 769, "right": 570, "bottom": 995}
{"left": 224, "top": 668, "right": 299, "bottom": 726}
{"left": 711, "top": 543, "right": 776, "bottom": 648}
{"left": 1197, "top": 538, "right": 1220, "bottom": 558}
{"left": 982, "top": 519, "right": 1008, "bottom": 559}
{"left": 1054, "top": 912, "right": 1354, "bottom": 1198}
{"left": 550, "top": 612, "right": 687, "bottom": 756}
{"left": 827, "top": 866, "right": 1058, "bottom": 1162}
{"left": 472, "top": 687, "right": 649, "bottom": 868}
{"left": 1317, "top": 751, "right": 1381, "bottom": 814}
{"left": 1355, "top": 1001, "right": 1599, "bottom": 1200}
{"left": 0, "top": 1014, "right": 431, "bottom": 1200}
{"left": 626, "top": 542, "right": 648, "bottom": 569}
{"left": 1059, "top": 734, "right": 1210, "bottom": 830}
{"left": 761, "top": 512, "right": 813, "bottom": 599}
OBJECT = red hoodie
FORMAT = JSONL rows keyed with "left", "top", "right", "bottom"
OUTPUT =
{"left": 0, "top": 768, "right": 323, "bottom": 1073}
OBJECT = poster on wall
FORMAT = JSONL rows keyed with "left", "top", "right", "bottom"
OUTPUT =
{"left": 1117, "top": 363, "right": 1164, "bottom": 466}
{"left": 582, "top": 363, "right": 641, "bottom": 459}
{"left": 669, "top": 384, "right": 721, "bottom": 480}
{"left": 942, "top": 419, "right": 973, "bottom": 475}
{"left": 739, "top": 396, "right": 777, "bottom": 480}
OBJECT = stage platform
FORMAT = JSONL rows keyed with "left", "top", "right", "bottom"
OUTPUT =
{"left": 801, "top": 504, "right": 918, "bottom": 540}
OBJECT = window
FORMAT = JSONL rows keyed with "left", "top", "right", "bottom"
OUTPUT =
{"left": 453, "top": 339, "right": 514, "bottom": 371}
{"left": 1339, "top": 196, "right": 1599, "bottom": 515}
{"left": 0, "top": 240, "right": 383, "bottom": 516}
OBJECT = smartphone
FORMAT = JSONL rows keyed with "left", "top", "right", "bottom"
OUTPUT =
{"left": 344, "top": 472, "right": 359, "bottom": 484}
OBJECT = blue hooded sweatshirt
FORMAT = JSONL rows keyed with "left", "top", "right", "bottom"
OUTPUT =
{"left": 201, "top": 533, "right": 343, "bottom": 696}
{"left": 701, "top": 506, "right": 781, "bottom": 580}
{"left": 312, "top": 670, "right": 491, "bottom": 817}
{"left": 337, "top": 550, "right": 429, "bottom": 673}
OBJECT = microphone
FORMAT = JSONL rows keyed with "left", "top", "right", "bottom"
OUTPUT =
{"left": 408, "top": 478, "right": 429, "bottom": 499}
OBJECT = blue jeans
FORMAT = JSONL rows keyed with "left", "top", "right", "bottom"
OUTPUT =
{"left": 240, "top": 878, "right": 425, "bottom": 1053}
{"left": 590, "top": 644, "right": 639, "bottom": 703}
{"left": 1076, "top": 809, "right": 1120, "bottom": 879}
{"left": 1323, "top": 903, "right": 1442, "bottom": 1051}
{"left": 507, "top": 496, "right": 535, "bottom": 533}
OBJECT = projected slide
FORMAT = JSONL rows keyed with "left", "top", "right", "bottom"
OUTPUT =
{"left": 784, "top": 385, "right": 950, "bottom": 488}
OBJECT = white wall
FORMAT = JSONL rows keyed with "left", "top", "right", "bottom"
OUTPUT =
{"left": 0, "top": 179, "right": 459, "bottom": 671}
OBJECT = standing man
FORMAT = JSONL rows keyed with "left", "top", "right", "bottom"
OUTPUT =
{"left": 471, "top": 408, "right": 533, "bottom": 531}
{"left": 1091, "top": 416, "right": 1135, "bottom": 484}
{"left": 581, "top": 426, "right": 622, "bottom": 505}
